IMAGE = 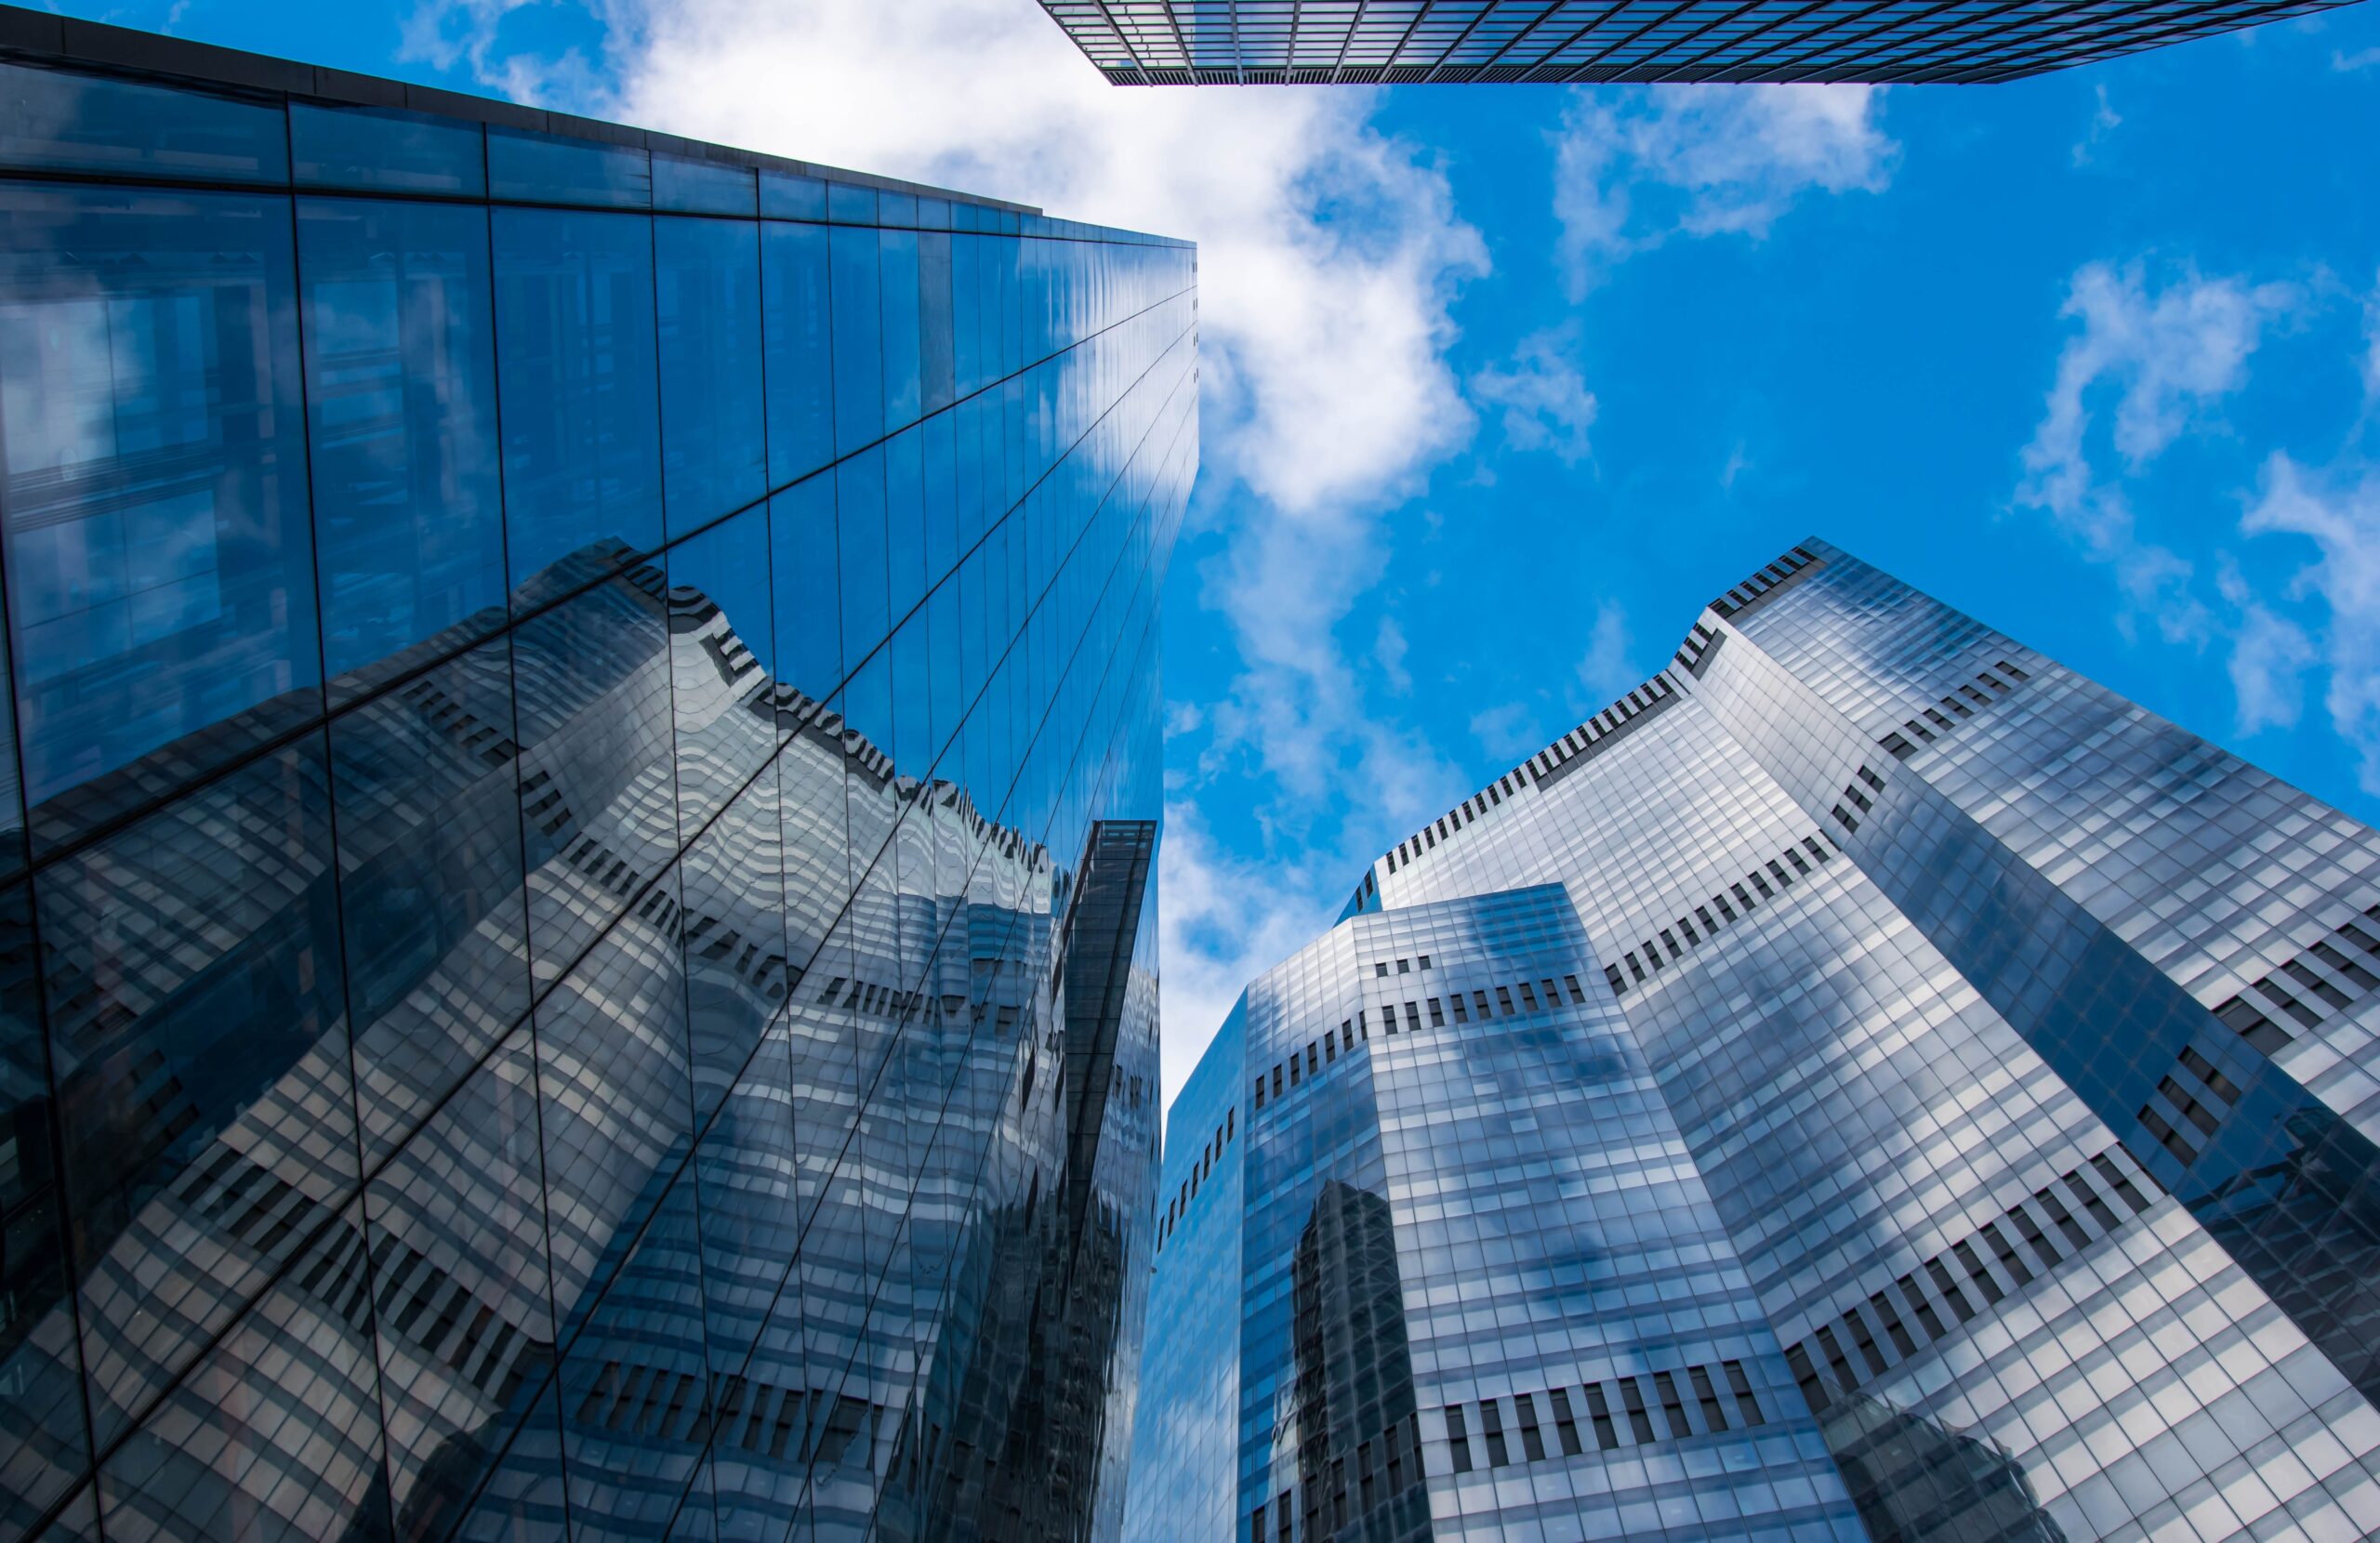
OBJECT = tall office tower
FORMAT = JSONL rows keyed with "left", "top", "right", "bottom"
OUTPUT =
{"left": 1040, "top": 0, "right": 2357, "bottom": 85}
{"left": 1129, "top": 538, "right": 2380, "bottom": 1542}
{"left": 0, "top": 12, "right": 1191, "bottom": 1542}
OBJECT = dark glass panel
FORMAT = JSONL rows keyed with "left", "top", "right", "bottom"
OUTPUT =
{"left": 680, "top": 761, "right": 788, "bottom": 1130}
{"left": 707, "top": 1222, "right": 805, "bottom": 1542}
{"left": 290, "top": 101, "right": 485, "bottom": 195}
{"left": 767, "top": 480, "right": 840, "bottom": 703}
{"left": 94, "top": 1200, "right": 390, "bottom": 1541}
{"left": 918, "top": 231, "right": 956, "bottom": 418}
{"left": 0, "top": 882, "right": 90, "bottom": 1536}
{"left": 0, "top": 61, "right": 287, "bottom": 184}
{"left": 486, "top": 128, "right": 651, "bottom": 209}
{"left": 655, "top": 217, "right": 765, "bottom": 538}
{"left": 367, "top": 1025, "right": 556, "bottom": 1533}
{"left": 553, "top": 1169, "right": 712, "bottom": 1543}
{"left": 509, "top": 565, "right": 675, "bottom": 986}
{"left": 297, "top": 195, "right": 507, "bottom": 703}
{"left": 37, "top": 736, "right": 357, "bottom": 1448}
{"left": 653, "top": 155, "right": 756, "bottom": 218}
{"left": 447, "top": 1377, "right": 571, "bottom": 1542}
{"left": 491, "top": 207, "right": 662, "bottom": 602}
{"left": 759, "top": 221, "right": 834, "bottom": 489}
{"left": 757, "top": 171, "right": 825, "bottom": 223}
{"left": 774, "top": 705, "right": 853, "bottom": 985}
{"left": 0, "top": 605, "right": 20, "bottom": 881}
{"left": 691, "top": 1019, "right": 797, "bottom": 1386}
{"left": 827, "top": 226, "right": 882, "bottom": 458}
{"left": 668, "top": 501, "right": 775, "bottom": 843}
{"left": 331, "top": 632, "right": 528, "bottom": 1167}
{"left": 0, "top": 183, "right": 320, "bottom": 853}
{"left": 534, "top": 858, "right": 693, "bottom": 1336}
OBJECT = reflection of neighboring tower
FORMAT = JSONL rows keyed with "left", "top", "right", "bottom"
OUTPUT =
{"left": 1288, "top": 1181, "right": 1426, "bottom": 1543}
{"left": 898, "top": 819, "right": 1161, "bottom": 1543}
{"left": 1812, "top": 1391, "right": 2068, "bottom": 1543}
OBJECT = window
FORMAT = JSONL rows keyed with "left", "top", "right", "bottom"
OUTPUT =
{"left": 1403, "top": 1002, "right": 1421, "bottom": 1032}
{"left": 1444, "top": 1405, "right": 1472, "bottom": 1473}
{"left": 1857, "top": 765, "right": 1884, "bottom": 792}
{"left": 1375, "top": 962, "right": 1389, "bottom": 978}
{"left": 1730, "top": 883, "right": 1756, "bottom": 912}
{"left": 1253, "top": 1078, "right": 1265, "bottom": 1110}
{"left": 1604, "top": 964, "right": 1625, "bottom": 996}
{"left": 1473, "top": 990, "right": 1493, "bottom": 1017}
{"left": 1451, "top": 995, "right": 1470, "bottom": 1022}
{"left": 1659, "top": 930, "right": 1682, "bottom": 960}
{"left": 1427, "top": 998, "right": 1445, "bottom": 1026}
{"left": 1518, "top": 982, "right": 1540, "bottom": 1009}
{"left": 1832, "top": 805, "right": 1859, "bottom": 834}
{"left": 1495, "top": 986, "right": 1516, "bottom": 1014}
{"left": 1396, "top": 957, "right": 1410, "bottom": 973}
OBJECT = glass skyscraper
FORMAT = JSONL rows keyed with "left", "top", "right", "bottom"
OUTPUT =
{"left": 0, "top": 16, "right": 1190, "bottom": 1542}
{"left": 1129, "top": 539, "right": 2380, "bottom": 1543}
{"left": 1038, "top": 0, "right": 2354, "bottom": 86}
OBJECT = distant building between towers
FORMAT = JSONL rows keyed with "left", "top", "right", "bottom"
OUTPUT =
{"left": 1039, "top": 0, "right": 2357, "bottom": 85}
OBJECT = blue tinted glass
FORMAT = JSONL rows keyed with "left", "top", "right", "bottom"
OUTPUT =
{"left": 883, "top": 427, "right": 927, "bottom": 627}
{"left": 917, "top": 196, "right": 949, "bottom": 231}
{"left": 486, "top": 126, "right": 650, "bottom": 207}
{"left": 879, "top": 229, "right": 922, "bottom": 432}
{"left": 491, "top": 207, "right": 663, "bottom": 599}
{"left": 329, "top": 634, "right": 528, "bottom": 1167}
{"left": 289, "top": 101, "right": 484, "bottom": 194}
{"left": 825, "top": 182, "right": 878, "bottom": 225}
{"left": 921, "top": 410, "right": 959, "bottom": 589}
{"left": 835, "top": 445, "right": 889, "bottom": 669}
{"left": 759, "top": 170, "right": 826, "bottom": 221}
{"left": 0, "top": 617, "right": 19, "bottom": 881}
{"left": 653, "top": 152, "right": 756, "bottom": 216}
{"left": 0, "top": 183, "right": 321, "bottom": 851}
{"left": 0, "top": 61, "right": 286, "bottom": 184}
{"left": 298, "top": 196, "right": 506, "bottom": 699}
{"left": 878, "top": 191, "right": 917, "bottom": 228}
{"left": 655, "top": 216, "right": 766, "bottom": 537}
{"left": 919, "top": 231, "right": 955, "bottom": 416}
{"left": 891, "top": 612, "right": 931, "bottom": 776}
{"left": 828, "top": 226, "right": 883, "bottom": 457}
{"left": 760, "top": 220, "right": 834, "bottom": 487}
{"left": 681, "top": 763, "right": 787, "bottom": 1129}
{"left": 769, "top": 481, "right": 839, "bottom": 700}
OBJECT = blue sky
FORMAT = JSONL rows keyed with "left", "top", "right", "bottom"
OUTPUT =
{"left": 61, "top": 0, "right": 2380, "bottom": 1106}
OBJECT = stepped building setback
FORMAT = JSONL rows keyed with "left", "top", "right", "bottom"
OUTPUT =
{"left": 0, "top": 11, "right": 1189, "bottom": 1540}
{"left": 1130, "top": 539, "right": 2380, "bottom": 1543}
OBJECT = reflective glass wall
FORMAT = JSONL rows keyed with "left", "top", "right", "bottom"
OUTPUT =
{"left": 0, "top": 34, "right": 1192, "bottom": 1543}
{"left": 1137, "top": 541, "right": 2380, "bottom": 1542}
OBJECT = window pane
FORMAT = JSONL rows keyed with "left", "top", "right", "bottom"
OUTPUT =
{"left": 511, "top": 569, "right": 675, "bottom": 983}
{"left": 0, "top": 61, "right": 286, "bottom": 184}
{"left": 655, "top": 216, "right": 765, "bottom": 537}
{"left": 0, "top": 183, "right": 321, "bottom": 853}
{"left": 365, "top": 1025, "right": 553, "bottom": 1524}
{"left": 835, "top": 445, "right": 888, "bottom": 671}
{"left": 486, "top": 127, "right": 649, "bottom": 208}
{"left": 668, "top": 501, "right": 776, "bottom": 841}
{"left": 298, "top": 195, "right": 506, "bottom": 702}
{"left": 681, "top": 763, "right": 788, "bottom": 1131}
{"left": 828, "top": 225, "right": 882, "bottom": 458}
{"left": 331, "top": 634, "right": 529, "bottom": 1167}
{"left": 290, "top": 101, "right": 484, "bottom": 195}
{"left": 36, "top": 737, "right": 358, "bottom": 1450}
{"left": 760, "top": 221, "right": 834, "bottom": 488}
{"left": 770, "top": 480, "right": 840, "bottom": 703}
{"left": 492, "top": 207, "right": 662, "bottom": 602}
{"left": 758, "top": 170, "right": 825, "bottom": 222}
{"left": 653, "top": 153, "right": 755, "bottom": 217}
{"left": 879, "top": 228, "right": 921, "bottom": 432}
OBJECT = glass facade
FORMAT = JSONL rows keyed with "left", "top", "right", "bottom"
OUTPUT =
{"left": 0, "top": 30, "right": 1191, "bottom": 1543}
{"left": 1131, "top": 540, "right": 2380, "bottom": 1542}
{"left": 1038, "top": 0, "right": 2355, "bottom": 85}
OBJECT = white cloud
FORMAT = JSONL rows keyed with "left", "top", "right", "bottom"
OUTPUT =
{"left": 2240, "top": 455, "right": 2380, "bottom": 794}
{"left": 1575, "top": 603, "right": 1636, "bottom": 703}
{"left": 2334, "top": 45, "right": 2380, "bottom": 72}
{"left": 1373, "top": 617, "right": 1412, "bottom": 696}
{"left": 2215, "top": 556, "right": 2315, "bottom": 735}
{"left": 1467, "top": 703, "right": 1541, "bottom": 762}
{"left": 2072, "top": 83, "right": 2122, "bottom": 167}
{"left": 1553, "top": 84, "right": 1896, "bottom": 296}
{"left": 1469, "top": 330, "right": 1597, "bottom": 464}
{"left": 2015, "top": 260, "right": 2301, "bottom": 642}
{"left": 1157, "top": 806, "right": 1345, "bottom": 1110}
